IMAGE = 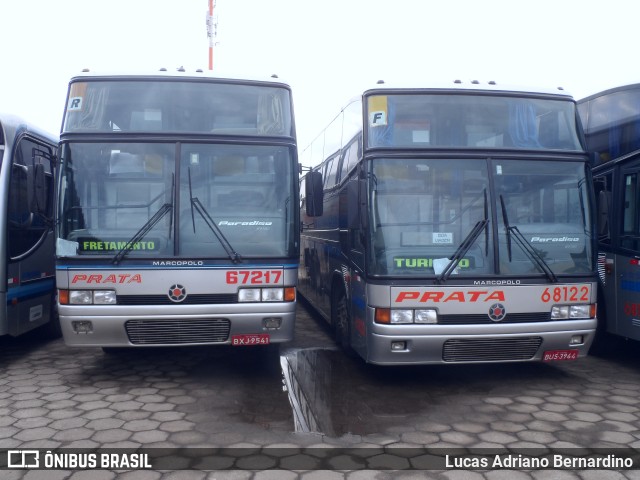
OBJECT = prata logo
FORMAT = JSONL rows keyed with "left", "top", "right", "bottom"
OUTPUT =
{"left": 488, "top": 303, "right": 507, "bottom": 322}
{"left": 168, "top": 284, "right": 187, "bottom": 302}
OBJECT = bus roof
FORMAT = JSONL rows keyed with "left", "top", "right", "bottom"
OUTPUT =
{"left": 362, "top": 79, "right": 574, "bottom": 99}
{"left": 0, "top": 113, "right": 58, "bottom": 146}
{"left": 68, "top": 69, "right": 291, "bottom": 88}
{"left": 578, "top": 82, "right": 640, "bottom": 103}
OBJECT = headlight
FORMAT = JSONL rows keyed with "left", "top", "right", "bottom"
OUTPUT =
{"left": 375, "top": 308, "right": 439, "bottom": 324}
{"left": 238, "top": 288, "right": 261, "bottom": 302}
{"left": 390, "top": 309, "right": 413, "bottom": 324}
{"left": 569, "top": 305, "right": 592, "bottom": 319}
{"left": 551, "top": 304, "right": 593, "bottom": 320}
{"left": 68, "top": 290, "right": 116, "bottom": 305}
{"left": 69, "top": 290, "right": 93, "bottom": 305}
{"left": 415, "top": 309, "right": 438, "bottom": 324}
{"left": 262, "top": 288, "right": 284, "bottom": 302}
{"left": 238, "top": 288, "right": 293, "bottom": 302}
{"left": 93, "top": 290, "right": 117, "bottom": 305}
{"left": 551, "top": 305, "right": 570, "bottom": 319}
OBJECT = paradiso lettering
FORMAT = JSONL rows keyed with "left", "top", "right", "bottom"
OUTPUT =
{"left": 71, "top": 274, "right": 142, "bottom": 284}
{"left": 395, "top": 290, "right": 505, "bottom": 303}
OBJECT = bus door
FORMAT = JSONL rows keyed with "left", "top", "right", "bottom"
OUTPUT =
{"left": 342, "top": 172, "right": 367, "bottom": 354}
{"left": 7, "top": 138, "right": 56, "bottom": 336}
{"left": 616, "top": 159, "right": 640, "bottom": 340}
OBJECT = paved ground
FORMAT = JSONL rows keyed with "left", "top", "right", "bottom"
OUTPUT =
{"left": 0, "top": 301, "right": 639, "bottom": 478}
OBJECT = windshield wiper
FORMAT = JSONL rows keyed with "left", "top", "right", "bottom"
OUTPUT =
{"left": 436, "top": 190, "right": 489, "bottom": 284}
{"left": 112, "top": 203, "right": 173, "bottom": 265}
{"left": 112, "top": 176, "right": 174, "bottom": 265}
{"left": 499, "top": 194, "right": 557, "bottom": 283}
{"left": 188, "top": 168, "right": 241, "bottom": 263}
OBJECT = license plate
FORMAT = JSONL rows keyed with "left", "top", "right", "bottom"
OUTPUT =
{"left": 543, "top": 349, "right": 578, "bottom": 361}
{"left": 231, "top": 334, "right": 270, "bottom": 346}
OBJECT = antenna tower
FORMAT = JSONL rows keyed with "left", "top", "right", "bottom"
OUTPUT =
{"left": 206, "top": 0, "right": 218, "bottom": 70}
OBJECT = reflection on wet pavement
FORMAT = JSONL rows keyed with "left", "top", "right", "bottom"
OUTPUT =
{"left": 280, "top": 346, "right": 571, "bottom": 438}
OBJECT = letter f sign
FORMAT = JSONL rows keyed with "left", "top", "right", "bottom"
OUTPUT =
{"left": 370, "top": 111, "right": 387, "bottom": 126}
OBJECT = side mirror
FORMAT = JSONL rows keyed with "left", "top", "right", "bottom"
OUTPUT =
{"left": 305, "top": 171, "right": 324, "bottom": 217}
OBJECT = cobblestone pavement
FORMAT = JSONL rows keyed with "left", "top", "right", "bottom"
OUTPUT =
{"left": 1, "top": 301, "right": 640, "bottom": 479}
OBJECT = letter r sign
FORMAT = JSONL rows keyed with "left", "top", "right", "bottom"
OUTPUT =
{"left": 68, "top": 97, "right": 83, "bottom": 111}
{"left": 369, "top": 111, "right": 387, "bottom": 126}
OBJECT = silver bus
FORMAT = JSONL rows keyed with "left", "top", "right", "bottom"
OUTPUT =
{"left": 0, "top": 114, "right": 59, "bottom": 338}
{"left": 579, "top": 83, "right": 640, "bottom": 344}
{"left": 300, "top": 80, "right": 597, "bottom": 365}
{"left": 56, "top": 70, "right": 299, "bottom": 350}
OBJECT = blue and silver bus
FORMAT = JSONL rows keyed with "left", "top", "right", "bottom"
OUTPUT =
{"left": 579, "top": 83, "right": 640, "bottom": 343}
{"left": 56, "top": 70, "right": 299, "bottom": 350}
{"left": 0, "top": 114, "right": 58, "bottom": 338}
{"left": 300, "top": 80, "right": 597, "bottom": 365}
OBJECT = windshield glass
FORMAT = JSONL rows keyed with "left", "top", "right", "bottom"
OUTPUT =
{"left": 367, "top": 158, "right": 593, "bottom": 278}
{"left": 179, "top": 144, "right": 294, "bottom": 258}
{"left": 368, "top": 158, "right": 494, "bottom": 277}
{"left": 62, "top": 80, "right": 293, "bottom": 137}
{"left": 495, "top": 160, "right": 592, "bottom": 275}
{"left": 366, "top": 93, "right": 582, "bottom": 151}
{"left": 57, "top": 142, "right": 296, "bottom": 259}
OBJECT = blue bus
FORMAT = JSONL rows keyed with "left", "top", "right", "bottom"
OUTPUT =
{"left": 579, "top": 83, "right": 640, "bottom": 344}
{"left": 0, "top": 114, "right": 59, "bottom": 338}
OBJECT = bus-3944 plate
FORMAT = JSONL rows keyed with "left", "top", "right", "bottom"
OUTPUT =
{"left": 231, "top": 334, "right": 270, "bottom": 346}
{"left": 542, "top": 349, "right": 579, "bottom": 361}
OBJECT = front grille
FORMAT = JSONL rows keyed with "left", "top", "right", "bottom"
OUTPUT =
{"left": 118, "top": 294, "right": 237, "bottom": 305}
{"left": 442, "top": 337, "right": 543, "bottom": 362}
{"left": 125, "top": 318, "right": 231, "bottom": 345}
{"left": 439, "top": 312, "right": 551, "bottom": 325}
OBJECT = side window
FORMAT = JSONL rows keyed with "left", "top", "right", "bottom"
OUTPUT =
{"left": 323, "top": 154, "right": 340, "bottom": 189}
{"left": 623, "top": 173, "right": 637, "bottom": 235}
{"left": 339, "top": 137, "right": 361, "bottom": 182}
{"left": 594, "top": 171, "right": 613, "bottom": 245}
{"left": 8, "top": 137, "right": 54, "bottom": 258}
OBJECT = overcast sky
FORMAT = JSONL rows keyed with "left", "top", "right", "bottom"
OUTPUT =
{"left": 2, "top": 0, "right": 639, "bottom": 148}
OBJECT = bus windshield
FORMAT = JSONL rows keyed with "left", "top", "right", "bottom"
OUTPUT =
{"left": 368, "top": 158, "right": 592, "bottom": 277}
{"left": 367, "top": 93, "right": 583, "bottom": 151}
{"left": 62, "top": 80, "right": 293, "bottom": 137}
{"left": 57, "top": 142, "right": 296, "bottom": 259}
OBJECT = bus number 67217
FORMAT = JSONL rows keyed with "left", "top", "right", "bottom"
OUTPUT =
{"left": 226, "top": 270, "right": 282, "bottom": 285}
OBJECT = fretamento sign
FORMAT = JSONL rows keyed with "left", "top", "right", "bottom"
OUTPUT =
{"left": 78, "top": 238, "right": 160, "bottom": 252}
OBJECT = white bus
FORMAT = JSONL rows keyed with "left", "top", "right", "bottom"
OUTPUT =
{"left": 300, "top": 80, "right": 597, "bottom": 365}
{"left": 0, "top": 114, "right": 59, "bottom": 338}
{"left": 56, "top": 70, "right": 299, "bottom": 350}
